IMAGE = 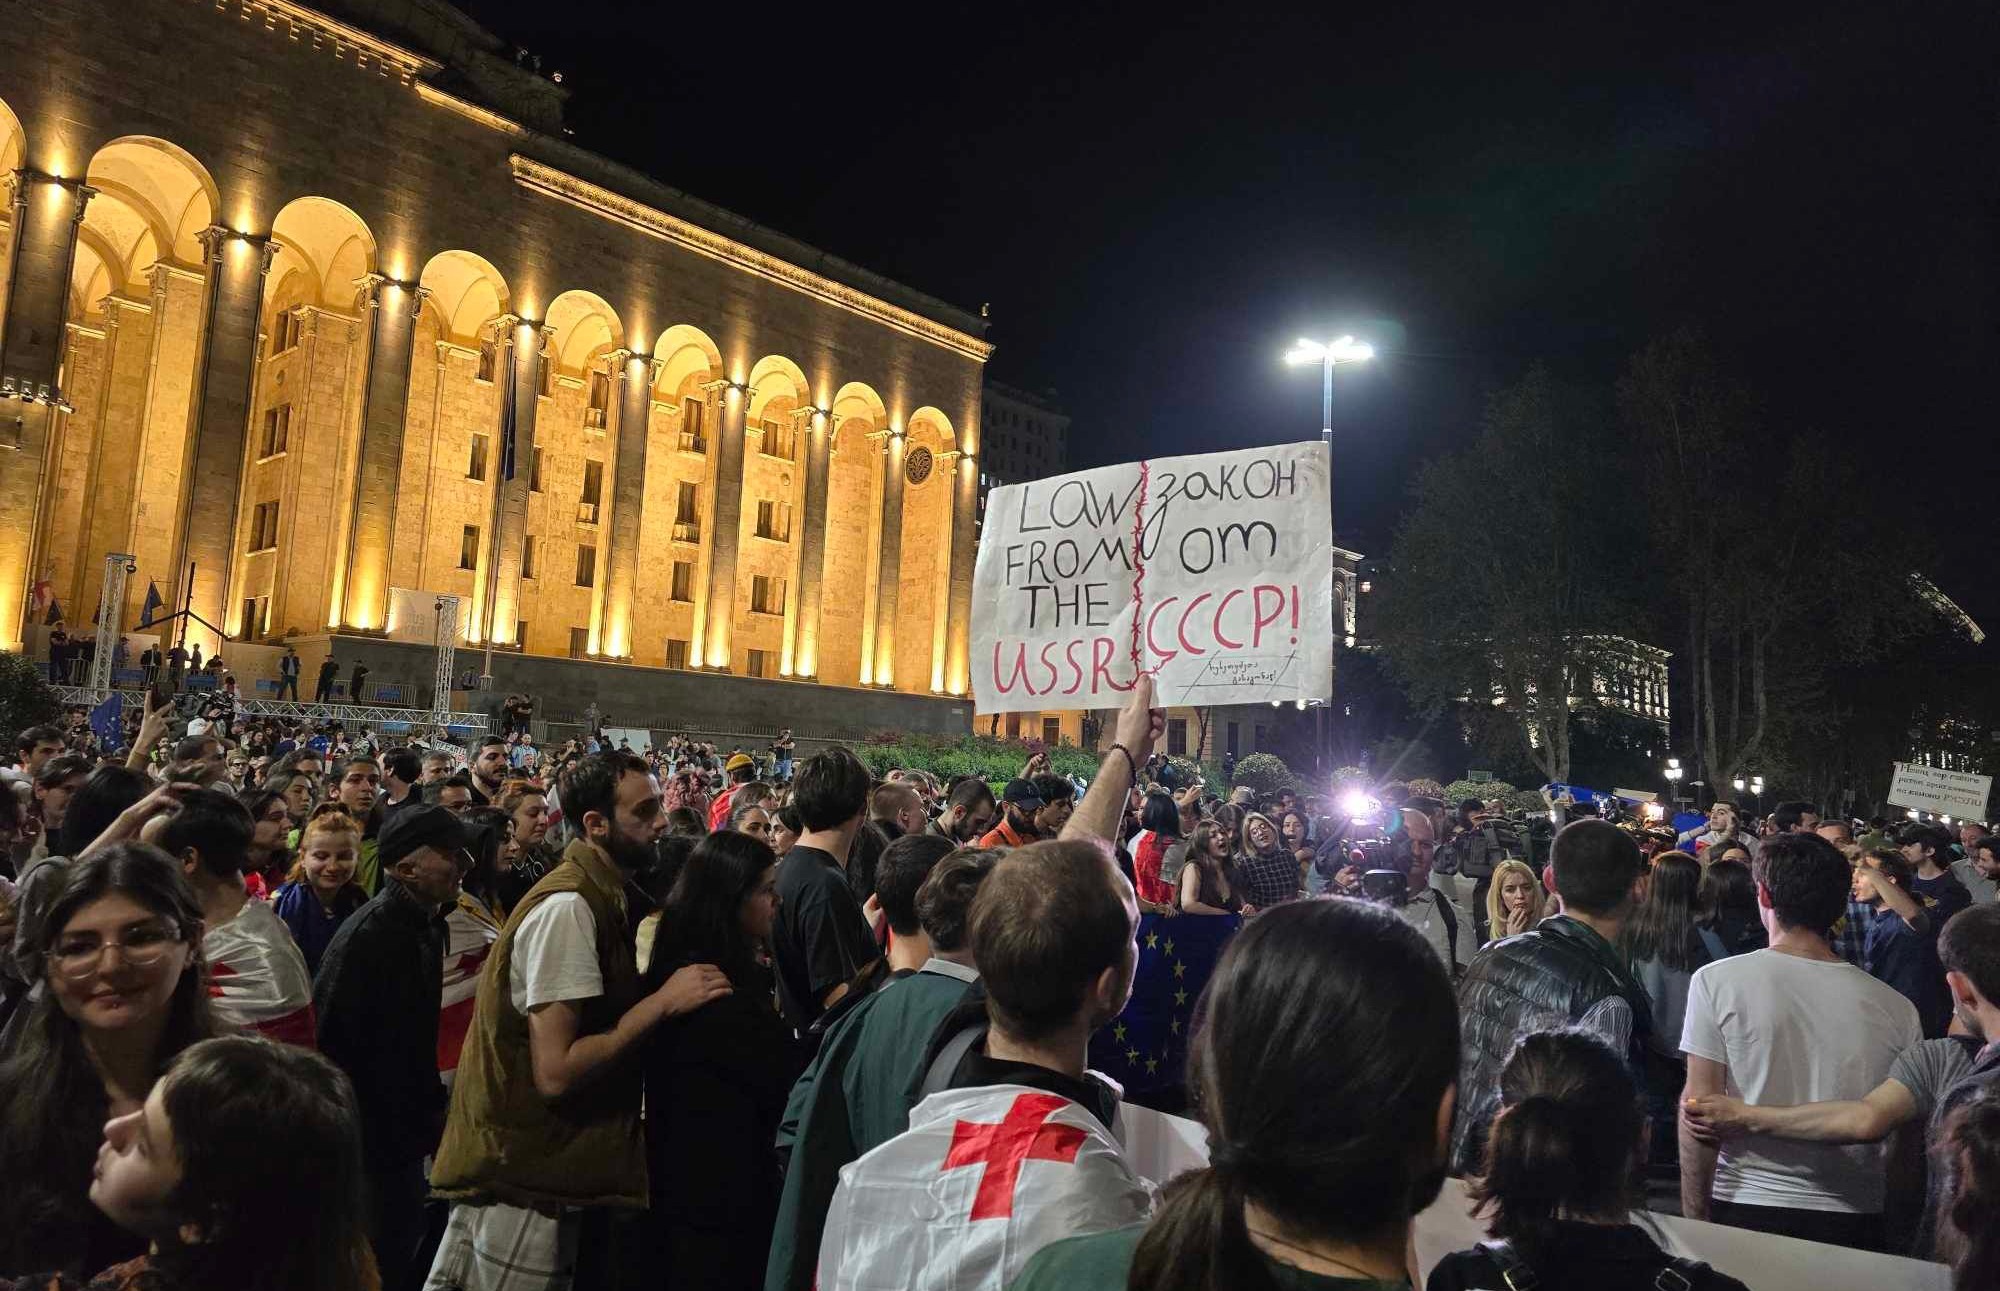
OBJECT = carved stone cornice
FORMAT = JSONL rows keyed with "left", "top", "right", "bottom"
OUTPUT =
{"left": 509, "top": 156, "right": 994, "bottom": 364}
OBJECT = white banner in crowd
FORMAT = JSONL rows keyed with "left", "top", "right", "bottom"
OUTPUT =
{"left": 972, "top": 441, "right": 1334, "bottom": 715}
{"left": 1887, "top": 762, "right": 1994, "bottom": 819}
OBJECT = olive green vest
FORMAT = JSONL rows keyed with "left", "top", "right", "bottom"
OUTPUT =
{"left": 430, "top": 839, "right": 646, "bottom": 1209}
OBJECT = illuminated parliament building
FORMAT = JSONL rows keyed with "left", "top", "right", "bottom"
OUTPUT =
{"left": 0, "top": 0, "right": 991, "bottom": 733}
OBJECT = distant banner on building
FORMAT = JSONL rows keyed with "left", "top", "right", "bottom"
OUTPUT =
{"left": 1886, "top": 762, "right": 1993, "bottom": 819}
{"left": 971, "top": 441, "right": 1334, "bottom": 714}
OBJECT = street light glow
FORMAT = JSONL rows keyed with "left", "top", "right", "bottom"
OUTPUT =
{"left": 1285, "top": 335, "right": 1375, "bottom": 366}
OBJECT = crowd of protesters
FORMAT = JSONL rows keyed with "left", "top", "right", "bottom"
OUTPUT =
{"left": 0, "top": 667, "right": 1997, "bottom": 1291}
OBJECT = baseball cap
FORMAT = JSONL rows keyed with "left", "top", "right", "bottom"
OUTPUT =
{"left": 378, "top": 804, "right": 469, "bottom": 867}
{"left": 726, "top": 752, "right": 756, "bottom": 773}
{"left": 1001, "top": 778, "right": 1046, "bottom": 809}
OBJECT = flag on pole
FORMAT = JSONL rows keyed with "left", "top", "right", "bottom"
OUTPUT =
{"left": 43, "top": 598, "right": 62, "bottom": 626}
{"left": 29, "top": 570, "right": 52, "bottom": 620}
{"left": 139, "top": 580, "right": 164, "bottom": 627}
{"left": 90, "top": 601, "right": 101, "bottom": 626}
{"left": 816, "top": 1084, "right": 1153, "bottom": 1291}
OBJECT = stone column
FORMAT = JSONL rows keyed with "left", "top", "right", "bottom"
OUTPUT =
{"left": 0, "top": 171, "right": 92, "bottom": 649}
{"left": 600, "top": 348, "right": 654, "bottom": 660}
{"left": 944, "top": 448, "right": 978, "bottom": 695}
{"left": 869, "top": 429, "right": 907, "bottom": 687}
{"left": 696, "top": 379, "right": 747, "bottom": 670}
{"left": 170, "top": 225, "right": 275, "bottom": 656}
{"left": 337, "top": 274, "right": 427, "bottom": 631}
{"left": 485, "top": 317, "right": 545, "bottom": 650}
{"left": 784, "top": 406, "right": 831, "bottom": 678}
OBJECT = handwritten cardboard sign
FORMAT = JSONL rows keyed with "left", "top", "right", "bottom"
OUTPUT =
{"left": 972, "top": 441, "right": 1334, "bottom": 714}
{"left": 1886, "top": 762, "right": 1993, "bottom": 819}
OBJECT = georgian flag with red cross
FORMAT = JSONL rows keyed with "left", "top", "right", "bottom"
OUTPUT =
{"left": 204, "top": 898, "right": 316, "bottom": 1048}
{"left": 817, "top": 1085, "right": 1154, "bottom": 1291}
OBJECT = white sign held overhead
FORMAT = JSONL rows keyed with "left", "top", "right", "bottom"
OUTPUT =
{"left": 1886, "top": 762, "right": 1993, "bottom": 819}
{"left": 972, "top": 441, "right": 1334, "bottom": 715}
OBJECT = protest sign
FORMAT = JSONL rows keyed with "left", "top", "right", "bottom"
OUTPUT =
{"left": 972, "top": 441, "right": 1333, "bottom": 714}
{"left": 1886, "top": 762, "right": 1993, "bottom": 819}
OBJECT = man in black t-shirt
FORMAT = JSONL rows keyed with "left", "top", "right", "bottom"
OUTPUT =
{"left": 771, "top": 746, "right": 882, "bottom": 1038}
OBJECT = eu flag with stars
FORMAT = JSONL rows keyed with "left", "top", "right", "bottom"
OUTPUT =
{"left": 89, "top": 693, "right": 123, "bottom": 747}
{"left": 1088, "top": 911, "right": 1241, "bottom": 1108}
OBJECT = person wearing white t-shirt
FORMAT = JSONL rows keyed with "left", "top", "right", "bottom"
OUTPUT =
{"left": 1680, "top": 831, "right": 1922, "bottom": 1251}
{"left": 427, "top": 752, "right": 730, "bottom": 1291}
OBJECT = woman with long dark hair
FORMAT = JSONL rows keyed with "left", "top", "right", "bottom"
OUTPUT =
{"left": 1697, "top": 857, "right": 1767, "bottom": 957}
{"left": 1012, "top": 899, "right": 1458, "bottom": 1291}
{"left": 0, "top": 845, "right": 220, "bottom": 1276}
{"left": 1129, "top": 792, "right": 1182, "bottom": 912}
{"left": 1623, "top": 851, "right": 1711, "bottom": 1168}
{"left": 236, "top": 788, "right": 293, "bottom": 898}
{"left": 641, "top": 830, "right": 803, "bottom": 1289}
{"left": 1178, "top": 820, "right": 1245, "bottom": 916}
{"left": 5, "top": 1035, "right": 380, "bottom": 1291}
{"left": 1942, "top": 1086, "right": 2000, "bottom": 1291}
{"left": 1429, "top": 1029, "right": 1747, "bottom": 1290}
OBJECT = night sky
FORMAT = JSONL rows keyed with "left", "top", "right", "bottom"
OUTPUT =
{"left": 469, "top": 0, "right": 1997, "bottom": 621}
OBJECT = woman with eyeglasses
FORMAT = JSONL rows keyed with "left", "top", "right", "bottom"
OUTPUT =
{"left": 0, "top": 844, "right": 219, "bottom": 1277}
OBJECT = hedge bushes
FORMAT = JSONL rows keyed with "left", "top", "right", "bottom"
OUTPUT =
{"left": 1231, "top": 752, "right": 1298, "bottom": 798}
{"left": 855, "top": 732, "right": 1100, "bottom": 784}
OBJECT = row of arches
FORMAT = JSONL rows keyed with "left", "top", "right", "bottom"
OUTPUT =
{"left": 2, "top": 99, "right": 971, "bottom": 694}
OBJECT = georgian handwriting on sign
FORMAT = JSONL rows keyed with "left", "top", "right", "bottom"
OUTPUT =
{"left": 972, "top": 442, "right": 1335, "bottom": 714}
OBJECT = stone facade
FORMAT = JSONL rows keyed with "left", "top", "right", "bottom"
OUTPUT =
{"left": 0, "top": 0, "right": 988, "bottom": 734}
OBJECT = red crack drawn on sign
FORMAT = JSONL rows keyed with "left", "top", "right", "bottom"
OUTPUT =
{"left": 1127, "top": 459, "right": 1152, "bottom": 681}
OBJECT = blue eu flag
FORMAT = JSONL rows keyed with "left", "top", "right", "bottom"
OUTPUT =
{"left": 1088, "top": 911, "right": 1241, "bottom": 1105}
{"left": 90, "top": 693, "right": 123, "bottom": 747}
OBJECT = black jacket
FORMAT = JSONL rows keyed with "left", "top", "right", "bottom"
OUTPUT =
{"left": 313, "top": 880, "right": 447, "bottom": 1169}
{"left": 1451, "top": 916, "right": 1651, "bottom": 1173}
{"left": 644, "top": 961, "right": 804, "bottom": 1291}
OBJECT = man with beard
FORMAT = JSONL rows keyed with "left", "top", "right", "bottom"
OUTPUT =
{"left": 428, "top": 752, "right": 733, "bottom": 1290}
{"left": 469, "top": 735, "right": 511, "bottom": 807}
{"left": 929, "top": 777, "right": 996, "bottom": 845}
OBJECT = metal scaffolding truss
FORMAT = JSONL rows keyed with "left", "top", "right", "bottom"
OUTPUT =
{"left": 52, "top": 686, "right": 490, "bottom": 732}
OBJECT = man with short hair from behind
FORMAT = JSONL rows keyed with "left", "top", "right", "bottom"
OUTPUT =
{"left": 815, "top": 840, "right": 1151, "bottom": 1290}
{"left": 1679, "top": 831, "right": 1921, "bottom": 1249}
{"left": 767, "top": 844, "right": 997, "bottom": 1291}
{"left": 380, "top": 747, "right": 423, "bottom": 819}
{"left": 1452, "top": 818, "right": 1654, "bottom": 1173}
{"left": 771, "top": 747, "right": 883, "bottom": 1041}
{"left": 868, "top": 780, "right": 925, "bottom": 842}
{"left": 428, "top": 752, "right": 731, "bottom": 1291}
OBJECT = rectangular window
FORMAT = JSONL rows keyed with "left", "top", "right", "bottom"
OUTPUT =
{"left": 574, "top": 544, "right": 596, "bottom": 588}
{"left": 521, "top": 535, "right": 536, "bottom": 580}
{"left": 530, "top": 446, "right": 544, "bottom": 493}
{"left": 665, "top": 638, "right": 690, "bottom": 670}
{"left": 578, "top": 460, "right": 603, "bottom": 523}
{"left": 268, "top": 311, "right": 300, "bottom": 356}
{"left": 538, "top": 351, "right": 556, "bottom": 397}
{"left": 760, "top": 417, "right": 796, "bottom": 461}
{"left": 754, "top": 498, "right": 792, "bottom": 542}
{"left": 673, "top": 481, "right": 700, "bottom": 543}
{"left": 259, "top": 404, "right": 291, "bottom": 457}
{"left": 516, "top": 620, "right": 528, "bottom": 649}
{"left": 679, "top": 397, "right": 707, "bottom": 453}
{"left": 476, "top": 337, "right": 497, "bottom": 383}
{"left": 1043, "top": 717, "right": 1063, "bottom": 746}
{"left": 751, "top": 574, "right": 786, "bottom": 616}
{"left": 468, "top": 433, "right": 490, "bottom": 481}
{"left": 569, "top": 626, "right": 590, "bottom": 659}
{"left": 1226, "top": 721, "right": 1240, "bottom": 757}
{"left": 1254, "top": 724, "right": 1267, "bottom": 751}
{"left": 460, "top": 525, "right": 480, "bottom": 571}
{"left": 240, "top": 597, "right": 258, "bottom": 638}
{"left": 585, "top": 370, "right": 611, "bottom": 428}
{"left": 747, "top": 648, "right": 775, "bottom": 679}
{"left": 1167, "top": 718, "right": 1188, "bottom": 757}
{"left": 247, "top": 500, "right": 280, "bottom": 552}
{"left": 670, "top": 560, "right": 694, "bottom": 602}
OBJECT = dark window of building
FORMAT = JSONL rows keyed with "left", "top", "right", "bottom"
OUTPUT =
{"left": 574, "top": 544, "right": 596, "bottom": 588}
{"left": 248, "top": 501, "right": 280, "bottom": 552}
{"left": 468, "top": 434, "right": 489, "bottom": 481}
{"left": 665, "top": 638, "right": 690, "bottom": 669}
{"left": 459, "top": 526, "right": 479, "bottom": 571}
{"left": 671, "top": 560, "right": 693, "bottom": 602}
{"left": 747, "top": 648, "right": 775, "bottom": 678}
{"left": 1167, "top": 718, "right": 1187, "bottom": 757}
{"left": 521, "top": 535, "right": 536, "bottom": 580}
{"left": 569, "top": 627, "right": 589, "bottom": 659}
{"left": 751, "top": 575, "right": 786, "bottom": 615}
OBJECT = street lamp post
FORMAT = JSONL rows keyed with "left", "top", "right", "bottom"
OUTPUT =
{"left": 1284, "top": 335, "right": 1373, "bottom": 781}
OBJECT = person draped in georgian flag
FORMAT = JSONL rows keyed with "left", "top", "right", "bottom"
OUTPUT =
{"left": 817, "top": 835, "right": 1156, "bottom": 1290}
{"left": 148, "top": 785, "right": 316, "bottom": 1046}
{"left": 437, "top": 809, "right": 508, "bottom": 1082}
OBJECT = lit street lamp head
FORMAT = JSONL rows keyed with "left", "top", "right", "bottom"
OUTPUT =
{"left": 1284, "top": 335, "right": 1376, "bottom": 366}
